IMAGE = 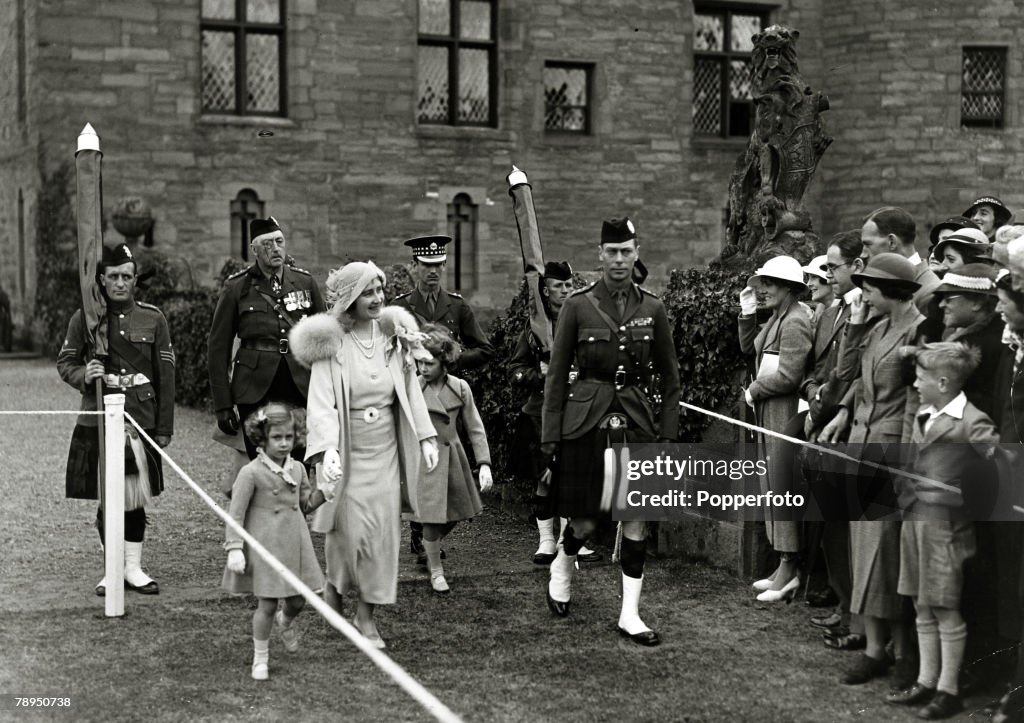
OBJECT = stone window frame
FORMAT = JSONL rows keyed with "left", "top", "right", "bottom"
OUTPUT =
{"left": 416, "top": 0, "right": 499, "bottom": 128}
{"left": 230, "top": 188, "right": 265, "bottom": 261}
{"left": 961, "top": 46, "right": 1007, "bottom": 130}
{"left": 692, "top": 2, "right": 773, "bottom": 140}
{"left": 446, "top": 191, "right": 479, "bottom": 291}
{"left": 200, "top": 0, "right": 288, "bottom": 117}
{"left": 543, "top": 61, "right": 594, "bottom": 135}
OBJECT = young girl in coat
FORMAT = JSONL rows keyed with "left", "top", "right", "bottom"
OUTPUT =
{"left": 415, "top": 324, "right": 493, "bottom": 593}
{"left": 223, "top": 403, "right": 326, "bottom": 680}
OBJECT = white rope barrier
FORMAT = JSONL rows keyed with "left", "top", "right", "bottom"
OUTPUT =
{"left": 0, "top": 410, "right": 103, "bottom": 414}
{"left": 124, "top": 413, "right": 464, "bottom": 723}
{"left": 678, "top": 400, "right": 962, "bottom": 494}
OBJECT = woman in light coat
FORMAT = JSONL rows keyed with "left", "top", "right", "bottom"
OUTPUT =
{"left": 290, "top": 261, "right": 438, "bottom": 649}
{"left": 738, "top": 255, "right": 814, "bottom": 601}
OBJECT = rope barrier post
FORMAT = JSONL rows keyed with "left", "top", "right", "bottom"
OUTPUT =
{"left": 103, "top": 393, "right": 126, "bottom": 618}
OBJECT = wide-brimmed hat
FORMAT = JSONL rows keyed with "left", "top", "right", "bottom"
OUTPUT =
{"left": 851, "top": 252, "right": 921, "bottom": 292}
{"left": 746, "top": 255, "right": 808, "bottom": 291}
{"left": 928, "top": 216, "right": 979, "bottom": 247}
{"left": 934, "top": 263, "right": 997, "bottom": 297}
{"left": 963, "top": 196, "right": 1013, "bottom": 227}
{"left": 802, "top": 255, "right": 829, "bottom": 282}
{"left": 933, "top": 228, "right": 992, "bottom": 262}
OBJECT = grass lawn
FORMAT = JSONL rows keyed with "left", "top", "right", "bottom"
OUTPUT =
{"left": 0, "top": 359, "right": 990, "bottom": 722}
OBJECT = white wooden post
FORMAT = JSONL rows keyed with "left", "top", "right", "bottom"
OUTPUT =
{"left": 103, "top": 393, "right": 126, "bottom": 617}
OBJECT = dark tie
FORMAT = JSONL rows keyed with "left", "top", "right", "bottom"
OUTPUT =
{"left": 833, "top": 301, "right": 845, "bottom": 329}
{"left": 917, "top": 412, "right": 931, "bottom": 431}
{"left": 614, "top": 292, "right": 626, "bottom": 318}
{"left": 426, "top": 293, "right": 436, "bottom": 317}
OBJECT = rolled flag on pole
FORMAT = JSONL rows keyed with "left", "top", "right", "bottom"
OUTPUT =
{"left": 506, "top": 165, "right": 553, "bottom": 355}
{"left": 76, "top": 123, "right": 107, "bottom": 357}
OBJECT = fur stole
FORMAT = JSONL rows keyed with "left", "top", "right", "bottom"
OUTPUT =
{"left": 289, "top": 305, "right": 429, "bottom": 368}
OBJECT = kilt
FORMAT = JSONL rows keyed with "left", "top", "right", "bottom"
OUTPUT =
{"left": 510, "top": 413, "right": 545, "bottom": 482}
{"left": 65, "top": 424, "right": 164, "bottom": 501}
{"left": 554, "top": 405, "right": 654, "bottom": 519}
{"left": 898, "top": 518, "right": 976, "bottom": 609}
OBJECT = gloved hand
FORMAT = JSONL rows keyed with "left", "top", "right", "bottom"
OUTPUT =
{"left": 478, "top": 464, "right": 494, "bottom": 493}
{"left": 317, "top": 466, "right": 338, "bottom": 501}
{"left": 744, "top": 388, "right": 755, "bottom": 409}
{"left": 849, "top": 293, "right": 869, "bottom": 324}
{"left": 421, "top": 438, "right": 439, "bottom": 472}
{"left": 323, "top": 448, "right": 343, "bottom": 483}
{"left": 739, "top": 286, "right": 757, "bottom": 316}
{"left": 216, "top": 408, "right": 240, "bottom": 436}
{"left": 226, "top": 549, "right": 246, "bottom": 574}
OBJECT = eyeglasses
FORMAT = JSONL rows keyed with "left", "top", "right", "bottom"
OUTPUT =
{"left": 823, "top": 260, "right": 854, "bottom": 272}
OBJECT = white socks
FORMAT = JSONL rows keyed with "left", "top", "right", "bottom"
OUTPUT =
{"left": 535, "top": 518, "right": 556, "bottom": 556}
{"left": 252, "top": 638, "right": 269, "bottom": 680}
{"left": 618, "top": 574, "right": 652, "bottom": 636}
{"left": 548, "top": 544, "right": 576, "bottom": 603}
{"left": 124, "top": 541, "right": 154, "bottom": 588}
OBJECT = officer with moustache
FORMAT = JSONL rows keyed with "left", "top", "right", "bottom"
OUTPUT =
{"left": 207, "top": 217, "right": 325, "bottom": 459}
{"left": 541, "top": 217, "right": 681, "bottom": 646}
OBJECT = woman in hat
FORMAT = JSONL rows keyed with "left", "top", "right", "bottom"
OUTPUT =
{"left": 820, "top": 252, "right": 924, "bottom": 687}
{"left": 964, "top": 196, "right": 1013, "bottom": 242}
{"left": 803, "top": 254, "right": 835, "bottom": 322}
{"left": 927, "top": 217, "right": 980, "bottom": 272}
{"left": 738, "top": 255, "right": 814, "bottom": 601}
{"left": 289, "top": 261, "right": 438, "bottom": 649}
{"left": 933, "top": 228, "right": 995, "bottom": 274}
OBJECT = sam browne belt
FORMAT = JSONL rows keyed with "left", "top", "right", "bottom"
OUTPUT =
{"left": 102, "top": 373, "right": 151, "bottom": 389}
{"left": 241, "top": 338, "right": 290, "bottom": 354}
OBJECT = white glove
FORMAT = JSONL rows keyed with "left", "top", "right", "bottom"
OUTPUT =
{"left": 226, "top": 549, "right": 246, "bottom": 574}
{"left": 739, "top": 286, "right": 757, "bottom": 315}
{"left": 316, "top": 466, "right": 338, "bottom": 501}
{"left": 744, "top": 388, "right": 755, "bottom": 409}
{"left": 421, "top": 438, "right": 439, "bottom": 472}
{"left": 539, "top": 361, "right": 549, "bottom": 377}
{"left": 478, "top": 464, "right": 493, "bottom": 493}
{"left": 323, "top": 448, "right": 343, "bottom": 483}
{"left": 849, "top": 290, "right": 868, "bottom": 324}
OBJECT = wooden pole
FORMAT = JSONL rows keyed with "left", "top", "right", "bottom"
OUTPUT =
{"left": 103, "top": 393, "right": 126, "bottom": 617}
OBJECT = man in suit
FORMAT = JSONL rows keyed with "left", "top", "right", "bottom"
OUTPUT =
{"left": 540, "top": 217, "right": 681, "bottom": 646}
{"left": 861, "top": 206, "right": 941, "bottom": 314}
{"left": 393, "top": 235, "right": 494, "bottom": 372}
{"left": 207, "top": 216, "right": 325, "bottom": 459}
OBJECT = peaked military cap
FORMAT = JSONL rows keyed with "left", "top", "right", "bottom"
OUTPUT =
{"left": 405, "top": 235, "right": 451, "bottom": 264}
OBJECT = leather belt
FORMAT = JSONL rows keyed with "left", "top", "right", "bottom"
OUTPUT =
{"left": 241, "top": 338, "right": 290, "bottom": 354}
{"left": 103, "top": 373, "right": 151, "bottom": 389}
{"left": 578, "top": 369, "right": 645, "bottom": 388}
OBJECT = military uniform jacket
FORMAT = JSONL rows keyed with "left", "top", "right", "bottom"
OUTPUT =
{"left": 57, "top": 301, "right": 175, "bottom": 435}
{"left": 393, "top": 288, "right": 494, "bottom": 371}
{"left": 541, "top": 279, "right": 681, "bottom": 444}
{"left": 207, "top": 264, "right": 325, "bottom": 411}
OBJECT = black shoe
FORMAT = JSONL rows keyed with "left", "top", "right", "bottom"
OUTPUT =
{"left": 410, "top": 537, "right": 425, "bottom": 556}
{"left": 95, "top": 584, "right": 105, "bottom": 597}
{"left": 546, "top": 591, "right": 570, "bottom": 617}
{"left": 125, "top": 580, "right": 160, "bottom": 595}
{"left": 577, "top": 549, "right": 602, "bottom": 563}
{"left": 532, "top": 552, "right": 556, "bottom": 565}
{"left": 915, "top": 691, "right": 963, "bottom": 720}
{"left": 618, "top": 627, "right": 661, "bottom": 647}
{"left": 886, "top": 683, "right": 935, "bottom": 706}
{"left": 805, "top": 588, "right": 840, "bottom": 607}
{"left": 841, "top": 654, "right": 890, "bottom": 685}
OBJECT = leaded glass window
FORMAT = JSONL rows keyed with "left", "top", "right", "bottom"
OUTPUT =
{"left": 693, "top": 5, "right": 769, "bottom": 138}
{"left": 418, "top": 0, "right": 497, "bottom": 127}
{"left": 544, "top": 62, "right": 592, "bottom": 134}
{"left": 962, "top": 47, "right": 1006, "bottom": 129}
{"left": 201, "top": 0, "right": 285, "bottom": 116}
